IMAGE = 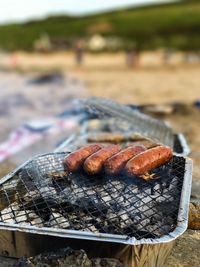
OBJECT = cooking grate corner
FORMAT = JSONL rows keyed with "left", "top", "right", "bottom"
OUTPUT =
{"left": 0, "top": 152, "right": 186, "bottom": 242}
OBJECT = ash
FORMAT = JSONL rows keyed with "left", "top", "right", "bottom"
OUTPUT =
{"left": 0, "top": 153, "right": 185, "bottom": 240}
{"left": 14, "top": 247, "right": 125, "bottom": 267}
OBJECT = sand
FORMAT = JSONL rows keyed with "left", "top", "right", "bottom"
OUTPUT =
{"left": 0, "top": 52, "right": 199, "bottom": 266}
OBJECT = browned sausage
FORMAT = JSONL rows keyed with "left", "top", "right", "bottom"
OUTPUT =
{"left": 125, "top": 146, "right": 173, "bottom": 177}
{"left": 63, "top": 144, "right": 102, "bottom": 172}
{"left": 84, "top": 145, "right": 121, "bottom": 175}
{"left": 104, "top": 145, "right": 146, "bottom": 175}
{"left": 87, "top": 132, "right": 125, "bottom": 144}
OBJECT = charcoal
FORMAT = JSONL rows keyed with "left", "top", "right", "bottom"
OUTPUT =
{"left": 19, "top": 163, "right": 57, "bottom": 192}
{"left": 30, "top": 217, "right": 44, "bottom": 227}
{"left": 0, "top": 189, "right": 17, "bottom": 211}
{"left": 0, "top": 216, "right": 15, "bottom": 224}
{"left": 21, "top": 196, "right": 58, "bottom": 222}
{"left": 13, "top": 248, "right": 91, "bottom": 267}
{"left": 117, "top": 211, "right": 132, "bottom": 228}
{"left": 39, "top": 186, "right": 58, "bottom": 200}
{"left": 59, "top": 187, "right": 83, "bottom": 205}
{"left": 47, "top": 212, "right": 70, "bottom": 228}
{"left": 18, "top": 169, "right": 40, "bottom": 191}
{"left": 2, "top": 170, "right": 181, "bottom": 237}
{"left": 2, "top": 176, "right": 19, "bottom": 191}
{"left": 51, "top": 171, "right": 71, "bottom": 192}
{"left": 100, "top": 193, "right": 112, "bottom": 203}
{"left": 19, "top": 210, "right": 39, "bottom": 222}
{"left": 75, "top": 197, "right": 109, "bottom": 216}
{"left": 13, "top": 257, "right": 28, "bottom": 267}
{"left": 14, "top": 247, "right": 125, "bottom": 267}
{"left": 86, "top": 224, "right": 98, "bottom": 232}
{"left": 15, "top": 211, "right": 33, "bottom": 224}
{"left": 0, "top": 202, "right": 20, "bottom": 223}
{"left": 16, "top": 190, "right": 41, "bottom": 205}
{"left": 0, "top": 178, "right": 19, "bottom": 210}
{"left": 0, "top": 202, "right": 44, "bottom": 226}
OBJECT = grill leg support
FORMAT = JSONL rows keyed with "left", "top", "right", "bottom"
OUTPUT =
{"left": 114, "top": 242, "right": 175, "bottom": 267}
{"left": 0, "top": 230, "right": 175, "bottom": 267}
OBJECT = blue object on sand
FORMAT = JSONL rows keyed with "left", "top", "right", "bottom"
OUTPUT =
{"left": 23, "top": 119, "right": 55, "bottom": 133}
{"left": 194, "top": 100, "right": 200, "bottom": 108}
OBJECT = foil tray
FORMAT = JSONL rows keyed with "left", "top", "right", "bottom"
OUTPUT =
{"left": 173, "top": 133, "right": 190, "bottom": 156}
{"left": 82, "top": 97, "right": 174, "bottom": 148}
{"left": 0, "top": 152, "right": 192, "bottom": 245}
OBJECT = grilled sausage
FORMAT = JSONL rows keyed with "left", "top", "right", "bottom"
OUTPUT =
{"left": 84, "top": 145, "right": 121, "bottom": 175}
{"left": 125, "top": 146, "right": 173, "bottom": 177}
{"left": 87, "top": 132, "right": 125, "bottom": 144}
{"left": 104, "top": 145, "right": 146, "bottom": 175}
{"left": 127, "top": 140, "right": 158, "bottom": 149}
{"left": 63, "top": 144, "right": 102, "bottom": 172}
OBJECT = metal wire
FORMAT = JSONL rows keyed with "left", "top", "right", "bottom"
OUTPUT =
{"left": 0, "top": 152, "right": 185, "bottom": 240}
{"left": 83, "top": 97, "right": 174, "bottom": 148}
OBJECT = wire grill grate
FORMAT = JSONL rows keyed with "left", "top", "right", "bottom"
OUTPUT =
{"left": 0, "top": 153, "right": 185, "bottom": 240}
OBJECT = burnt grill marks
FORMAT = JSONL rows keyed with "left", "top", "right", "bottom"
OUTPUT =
{"left": 0, "top": 153, "right": 185, "bottom": 240}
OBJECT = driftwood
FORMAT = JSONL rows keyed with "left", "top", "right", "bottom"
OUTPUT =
{"left": 188, "top": 201, "right": 200, "bottom": 230}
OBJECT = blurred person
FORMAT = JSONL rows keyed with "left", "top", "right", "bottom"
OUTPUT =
{"left": 74, "top": 39, "right": 85, "bottom": 65}
{"left": 163, "top": 49, "right": 173, "bottom": 65}
{"left": 9, "top": 53, "right": 18, "bottom": 69}
{"left": 126, "top": 48, "right": 140, "bottom": 68}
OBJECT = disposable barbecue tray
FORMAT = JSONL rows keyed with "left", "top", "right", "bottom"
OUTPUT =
{"left": 83, "top": 97, "right": 174, "bottom": 148}
{"left": 80, "top": 116, "right": 190, "bottom": 156}
{"left": 0, "top": 150, "right": 192, "bottom": 246}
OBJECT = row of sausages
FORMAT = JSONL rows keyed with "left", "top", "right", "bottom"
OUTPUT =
{"left": 63, "top": 144, "right": 173, "bottom": 179}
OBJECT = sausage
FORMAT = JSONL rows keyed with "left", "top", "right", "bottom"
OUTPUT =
{"left": 104, "top": 145, "right": 146, "bottom": 175}
{"left": 84, "top": 145, "right": 121, "bottom": 175}
{"left": 125, "top": 146, "right": 173, "bottom": 177}
{"left": 127, "top": 140, "right": 158, "bottom": 149}
{"left": 63, "top": 144, "right": 102, "bottom": 172}
{"left": 87, "top": 132, "right": 125, "bottom": 144}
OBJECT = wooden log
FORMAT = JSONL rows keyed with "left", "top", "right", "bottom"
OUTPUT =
{"left": 188, "top": 201, "right": 200, "bottom": 230}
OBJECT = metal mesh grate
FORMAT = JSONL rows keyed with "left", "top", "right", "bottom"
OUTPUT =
{"left": 173, "top": 135, "right": 184, "bottom": 154}
{"left": 83, "top": 97, "right": 174, "bottom": 148}
{"left": 0, "top": 152, "right": 185, "bottom": 240}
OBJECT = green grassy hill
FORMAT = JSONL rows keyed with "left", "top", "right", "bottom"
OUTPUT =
{"left": 0, "top": 0, "right": 199, "bottom": 51}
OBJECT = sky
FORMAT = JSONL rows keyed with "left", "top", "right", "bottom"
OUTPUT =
{"left": 0, "top": 0, "right": 176, "bottom": 24}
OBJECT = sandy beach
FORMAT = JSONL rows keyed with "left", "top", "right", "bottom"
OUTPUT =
{"left": 0, "top": 52, "right": 199, "bottom": 266}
